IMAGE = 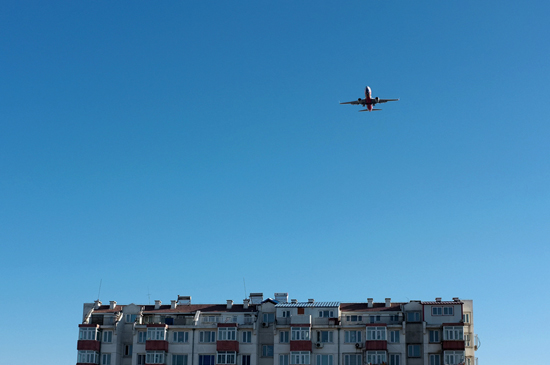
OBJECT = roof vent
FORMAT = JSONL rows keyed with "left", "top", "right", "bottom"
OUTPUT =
{"left": 154, "top": 300, "right": 162, "bottom": 310}
{"left": 243, "top": 299, "right": 250, "bottom": 309}
{"left": 227, "top": 300, "right": 233, "bottom": 309}
{"left": 385, "top": 298, "right": 391, "bottom": 307}
{"left": 291, "top": 299, "right": 298, "bottom": 303}
{"left": 94, "top": 300, "right": 102, "bottom": 309}
{"left": 275, "top": 293, "right": 288, "bottom": 303}
{"left": 171, "top": 300, "right": 177, "bottom": 309}
{"left": 308, "top": 299, "right": 315, "bottom": 303}
{"left": 453, "top": 297, "right": 460, "bottom": 302}
{"left": 367, "top": 298, "right": 373, "bottom": 308}
{"left": 178, "top": 296, "right": 191, "bottom": 305}
{"left": 109, "top": 301, "right": 117, "bottom": 310}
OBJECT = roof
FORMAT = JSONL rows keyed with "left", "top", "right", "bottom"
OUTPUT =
{"left": 93, "top": 304, "right": 257, "bottom": 314}
{"left": 421, "top": 301, "right": 463, "bottom": 305}
{"left": 275, "top": 301, "right": 340, "bottom": 308}
{"left": 340, "top": 302, "right": 403, "bottom": 312}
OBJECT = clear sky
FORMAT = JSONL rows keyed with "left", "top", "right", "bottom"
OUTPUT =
{"left": 1, "top": 1, "right": 549, "bottom": 363}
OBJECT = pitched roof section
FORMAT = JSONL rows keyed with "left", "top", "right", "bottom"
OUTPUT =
{"left": 275, "top": 301, "right": 340, "bottom": 308}
{"left": 340, "top": 302, "right": 403, "bottom": 312}
{"left": 421, "top": 301, "right": 463, "bottom": 305}
{"left": 93, "top": 304, "right": 257, "bottom": 314}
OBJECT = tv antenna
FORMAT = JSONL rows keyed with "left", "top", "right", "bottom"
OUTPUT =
{"left": 147, "top": 287, "right": 151, "bottom": 305}
{"left": 243, "top": 278, "right": 247, "bottom": 299}
{"left": 97, "top": 279, "right": 102, "bottom": 301}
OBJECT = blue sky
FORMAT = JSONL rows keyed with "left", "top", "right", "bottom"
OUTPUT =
{"left": 1, "top": 1, "right": 549, "bottom": 363}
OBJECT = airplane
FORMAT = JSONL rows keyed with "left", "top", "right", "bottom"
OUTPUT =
{"left": 340, "top": 86, "right": 399, "bottom": 112}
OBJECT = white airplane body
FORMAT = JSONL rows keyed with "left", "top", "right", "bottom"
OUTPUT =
{"left": 340, "top": 86, "right": 399, "bottom": 112}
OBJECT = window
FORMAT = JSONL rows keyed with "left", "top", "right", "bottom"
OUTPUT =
{"left": 262, "top": 345, "right": 274, "bottom": 357}
{"left": 263, "top": 313, "right": 275, "bottom": 323}
{"left": 173, "top": 354, "right": 188, "bottom": 365}
{"left": 217, "top": 351, "right": 236, "bottom": 364}
{"left": 366, "top": 327, "right": 386, "bottom": 340}
{"left": 408, "top": 345, "right": 421, "bottom": 357}
{"left": 138, "top": 331, "right": 147, "bottom": 343}
{"left": 291, "top": 352, "right": 310, "bottom": 364}
{"left": 429, "top": 354, "right": 440, "bottom": 365}
{"left": 317, "top": 331, "right": 333, "bottom": 343}
{"left": 389, "top": 315, "right": 400, "bottom": 322}
{"left": 432, "top": 307, "right": 442, "bottom": 316}
{"left": 124, "top": 345, "right": 133, "bottom": 357}
{"left": 443, "top": 326, "right": 463, "bottom": 341}
{"left": 147, "top": 328, "right": 165, "bottom": 341}
{"left": 101, "top": 353, "right": 111, "bottom": 365}
{"left": 173, "top": 331, "right": 189, "bottom": 343}
{"left": 443, "top": 307, "right": 454, "bottom": 316}
{"left": 218, "top": 327, "right": 237, "bottom": 341}
{"left": 137, "top": 354, "right": 146, "bottom": 365}
{"left": 280, "top": 331, "right": 289, "bottom": 343}
{"left": 429, "top": 330, "right": 440, "bottom": 343}
{"left": 406, "top": 312, "right": 420, "bottom": 322}
{"left": 102, "top": 331, "right": 112, "bottom": 343}
{"left": 126, "top": 314, "right": 137, "bottom": 323}
{"left": 77, "top": 351, "right": 98, "bottom": 364}
{"left": 316, "top": 354, "right": 333, "bottom": 365}
{"left": 242, "top": 355, "right": 251, "bottom": 365}
{"left": 389, "top": 330, "right": 400, "bottom": 343}
{"left": 199, "top": 355, "right": 215, "bottom": 365}
{"left": 280, "top": 354, "right": 289, "bottom": 365}
{"left": 444, "top": 351, "right": 464, "bottom": 365}
{"left": 200, "top": 331, "right": 216, "bottom": 343}
{"left": 366, "top": 351, "right": 386, "bottom": 365}
{"left": 389, "top": 354, "right": 400, "bottom": 365}
{"left": 146, "top": 351, "right": 165, "bottom": 364}
{"left": 369, "top": 315, "right": 381, "bottom": 323}
{"left": 318, "top": 310, "right": 334, "bottom": 318}
{"left": 291, "top": 327, "right": 310, "bottom": 340}
{"left": 297, "top": 308, "right": 305, "bottom": 315}
{"left": 345, "top": 315, "right": 362, "bottom": 322}
{"left": 203, "top": 315, "right": 221, "bottom": 323}
{"left": 79, "top": 328, "right": 98, "bottom": 340}
{"left": 465, "top": 334, "right": 471, "bottom": 347}
{"left": 343, "top": 354, "right": 361, "bottom": 365}
{"left": 344, "top": 330, "right": 362, "bottom": 343}
{"left": 463, "top": 313, "right": 471, "bottom": 324}
{"left": 242, "top": 331, "right": 252, "bottom": 343}
{"left": 282, "top": 310, "right": 291, "bottom": 318}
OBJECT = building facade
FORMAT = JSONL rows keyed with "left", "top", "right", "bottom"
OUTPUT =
{"left": 76, "top": 294, "right": 479, "bottom": 365}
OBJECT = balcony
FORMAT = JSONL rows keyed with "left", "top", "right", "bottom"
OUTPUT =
{"left": 77, "top": 340, "right": 100, "bottom": 352}
{"left": 442, "top": 340, "right": 465, "bottom": 351}
{"left": 146, "top": 340, "right": 169, "bottom": 351}
{"left": 365, "top": 341, "right": 387, "bottom": 351}
{"left": 290, "top": 341, "right": 312, "bottom": 351}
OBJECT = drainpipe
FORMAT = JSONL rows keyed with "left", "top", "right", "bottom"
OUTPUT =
{"left": 191, "top": 328, "right": 195, "bottom": 365}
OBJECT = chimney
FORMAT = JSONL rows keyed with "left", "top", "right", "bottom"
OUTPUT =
{"left": 453, "top": 297, "right": 460, "bottom": 302}
{"left": 178, "top": 296, "right": 191, "bottom": 305}
{"left": 291, "top": 299, "right": 298, "bottom": 304}
{"left": 385, "top": 298, "right": 391, "bottom": 307}
{"left": 94, "top": 300, "right": 102, "bottom": 309}
{"left": 109, "top": 301, "right": 117, "bottom": 310}
{"left": 243, "top": 299, "right": 250, "bottom": 309}
{"left": 308, "top": 298, "right": 315, "bottom": 303}
{"left": 171, "top": 300, "right": 177, "bottom": 309}
{"left": 275, "top": 293, "right": 288, "bottom": 303}
{"left": 435, "top": 297, "right": 442, "bottom": 302}
{"left": 154, "top": 300, "right": 162, "bottom": 310}
{"left": 249, "top": 293, "right": 263, "bottom": 305}
{"left": 227, "top": 300, "right": 233, "bottom": 309}
{"left": 367, "top": 298, "right": 373, "bottom": 308}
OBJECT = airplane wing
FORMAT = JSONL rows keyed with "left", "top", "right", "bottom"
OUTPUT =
{"left": 359, "top": 109, "right": 382, "bottom": 112}
{"left": 377, "top": 98, "right": 399, "bottom": 103}
{"left": 340, "top": 100, "right": 363, "bottom": 105}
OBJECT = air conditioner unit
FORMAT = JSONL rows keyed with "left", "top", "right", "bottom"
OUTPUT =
{"left": 262, "top": 322, "right": 269, "bottom": 328}
{"left": 355, "top": 343, "right": 364, "bottom": 349}
{"left": 316, "top": 342, "right": 323, "bottom": 348}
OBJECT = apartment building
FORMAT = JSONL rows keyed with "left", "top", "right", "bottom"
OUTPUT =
{"left": 76, "top": 293, "right": 479, "bottom": 365}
